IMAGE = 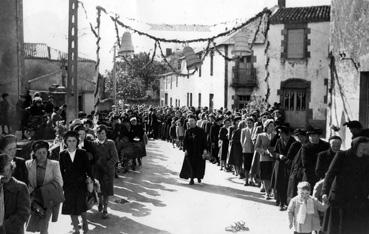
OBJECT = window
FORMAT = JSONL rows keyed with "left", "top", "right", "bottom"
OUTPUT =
{"left": 190, "top": 93, "right": 193, "bottom": 106}
{"left": 282, "top": 89, "right": 306, "bottom": 111}
{"left": 178, "top": 99, "right": 180, "bottom": 107}
{"left": 176, "top": 76, "right": 178, "bottom": 87}
{"left": 287, "top": 29, "right": 305, "bottom": 59}
{"left": 170, "top": 97, "right": 172, "bottom": 106}
{"left": 210, "top": 50, "right": 214, "bottom": 76}
{"left": 198, "top": 93, "right": 202, "bottom": 107}
{"left": 170, "top": 76, "right": 172, "bottom": 89}
{"left": 187, "top": 93, "right": 189, "bottom": 106}
{"left": 238, "top": 95, "right": 250, "bottom": 101}
{"left": 165, "top": 93, "right": 168, "bottom": 106}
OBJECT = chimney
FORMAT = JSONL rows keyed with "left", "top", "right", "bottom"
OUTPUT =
{"left": 278, "top": 0, "right": 286, "bottom": 8}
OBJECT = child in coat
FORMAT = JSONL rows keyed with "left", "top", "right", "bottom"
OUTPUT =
{"left": 288, "top": 181, "right": 328, "bottom": 234}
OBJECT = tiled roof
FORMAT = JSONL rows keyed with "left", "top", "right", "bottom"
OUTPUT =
{"left": 148, "top": 24, "right": 211, "bottom": 32}
{"left": 24, "top": 43, "right": 95, "bottom": 62}
{"left": 270, "top": 5, "right": 330, "bottom": 24}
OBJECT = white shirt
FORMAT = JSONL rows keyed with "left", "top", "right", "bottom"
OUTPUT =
{"left": 78, "top": 141, "right": 84, "bottom": 149}
{"left": 68, "top": 150, "right": 76, "bottom": 162}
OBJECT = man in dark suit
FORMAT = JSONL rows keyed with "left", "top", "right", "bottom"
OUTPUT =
{"left": 315, "top": 135, "right": 342, "bottom": 180}
{"left": 301, "top": 127, "right": 330, "bottom": 189}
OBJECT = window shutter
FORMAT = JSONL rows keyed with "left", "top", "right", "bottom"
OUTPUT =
{"left": 287, "top": 29, "right": 305, "bottom": 59}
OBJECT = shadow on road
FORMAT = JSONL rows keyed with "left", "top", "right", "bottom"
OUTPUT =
{"left": 107, "top": 143, "right": 180, "bottom": 218}
{"left": 86, "top": 212, "right": 171, "bottom": 234}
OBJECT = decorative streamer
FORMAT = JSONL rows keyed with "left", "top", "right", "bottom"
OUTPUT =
{"left": 108, "top": 8, "right": 271, "bottom": 44}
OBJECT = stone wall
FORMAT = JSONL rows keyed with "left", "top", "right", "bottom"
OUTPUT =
{"left": 328, "top": 0, "right": 369, "bottom": 148}
{"left": 0, "top": 0, "right": 24, "bottom": 128}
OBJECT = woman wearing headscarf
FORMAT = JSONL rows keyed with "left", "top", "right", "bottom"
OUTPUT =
{"left": 271, "top": 124, "right": 295, "bottom": 210}
{"left": 26, "top": 141, "right": 63, "bottom": 234}
{"left": 59, "top": 131, "right": 92, "bottom": 233}
{"left": 0, "top": 153, "right": 30, "bottom": 234}
{"left": 0, "top": 135, "right": 28, "bottom": 185}
{"left": 254, "top": 119, "right": 276, "bottom": 199}
{"left": 321, "top": 135, "right": 369, "bottom": 234}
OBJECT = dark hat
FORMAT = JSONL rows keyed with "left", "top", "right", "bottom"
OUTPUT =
{"left": 328, "top": 135, "right": 342, "bottom": 141}
{"left": 293, "top": 128, "right": 307, "bottom": 136}
{"left": 343, "top": 120, "right": 363, "bottom": 129}
{"left": 260, "top": 111, "right": 271, "bottom": 118}
{"left": 225, "top": 111, "right": 232, "bottom": 116}
{"left": 233, "top": 116, "right": 242, "bottom": 122}
{"left": 276, "top": 124, "right": 292, "bottom": 134}
{"left": 216, "top": 117, "right": 223, "bottom": 122}
{"left": 32, "top": 140, "right": 49, "bottom": 152}
{"left": 73, "top": 125, "right": 86, "bottom": 132}
{"left": 306, "top": 126, "right": 323, "bottom": 135}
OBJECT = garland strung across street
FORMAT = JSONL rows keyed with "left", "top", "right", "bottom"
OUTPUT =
{"left": 263, "top": 12, "right": 271, "bottom": 102}
{"left": 79, "top": 1, "right": 271, "bottom": 77}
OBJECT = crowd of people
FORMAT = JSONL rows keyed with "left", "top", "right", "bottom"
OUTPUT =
{"left": 155, "top": 104, "right": 369, "bottom": 234}
{"left": 0, "top": 92, "right": 368, "bottom": 234}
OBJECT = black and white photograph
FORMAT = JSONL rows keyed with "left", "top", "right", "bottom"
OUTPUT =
{"left": 0, "top": 0, "right": 368, "bottom": 233}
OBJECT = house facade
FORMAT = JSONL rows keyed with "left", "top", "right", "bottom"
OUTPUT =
{"left": 24, "top": 43, "right": 96, "bottom": 114}
{"left": 327, "top": 0, "right": 369, "bottom": 148}
{"left": 160, "top": 3, "right": 330, "bottom": 131}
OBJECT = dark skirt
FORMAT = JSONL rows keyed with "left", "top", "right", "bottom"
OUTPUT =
{"left": 323, "top": 203, "right": 369, "bottom": 234}
{"left": 227, "top": 143, "right": 243, "bottom": 167}
{"left": 95, "top": 165, "right": 115, "bottom": 196}
{"left": 260, "top": 161, "right": 273, "bottom": 180}
{"left": 62, "top": 183, "right": 88, "bottom": 215}
{"left": 218, "top": 140, "right": 229, "bottom": 161}
{"left": 243, "top": 153, "right": 253, "bottom": 171}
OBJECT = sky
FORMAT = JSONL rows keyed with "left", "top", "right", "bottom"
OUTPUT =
{"left": 23, "top": 0, "right": 331, "bottom": 72}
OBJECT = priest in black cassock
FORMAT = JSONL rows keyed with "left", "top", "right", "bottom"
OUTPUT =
{"left": 180, "top": 114, "right": 208, "bottom": 185}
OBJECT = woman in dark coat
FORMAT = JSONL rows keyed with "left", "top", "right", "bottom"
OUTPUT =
{"left": 92, "top": 125, "right": 119, "bottom": 218}
{"left": 129, "top": 117, "right": 146, "bottom": 170}
{"left": 271, "top": 125, "right": 295, "bottom": 210}
{"left": 286, "top": 129, "right": 308, "bottom": 203}
{"left": 227, "top": 119, "right": 244, "bottom": 176}
{"left": 179, "top": 115, "right": 208, "bottom": 185}
{"left": 59, "top": 131, "right": 92, "bottom": 233}
{"left": 218, "top": 118, "right": 231, "bottom": 171}
{"left": 321, "top": 136, "right": 369, "bottom": 234}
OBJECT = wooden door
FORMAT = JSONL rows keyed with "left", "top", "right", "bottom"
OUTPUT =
{"left": 282, "top": 88, "right": 307, "bottom": 128}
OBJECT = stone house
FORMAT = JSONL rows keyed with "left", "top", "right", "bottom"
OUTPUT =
{"left": 327, "top": 0, "right": 369, "bottom": 148}
{"left": 24, "top": 43, "right": 96, "bottom": 114}
{"left": 160, "top": 1, "right": 330, "bottom": 130}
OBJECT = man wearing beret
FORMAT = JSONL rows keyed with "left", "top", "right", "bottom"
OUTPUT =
{"left": 301, "top": 127, "right": 330, "bottom": 189}
{"left": 343, "top": 120, "right": 363, "bottom": 139}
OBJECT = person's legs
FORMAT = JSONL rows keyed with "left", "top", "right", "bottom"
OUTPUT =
{"left": 71, "top": 215, "right": 80, "bottom": 233}
{"left": 39, "top": 208, "right": 52, "bottom": 234}
{"left": 81, "top": 212, "right": 88, "bottom": 232}
{"left": 102, "top": 195, "right": 110, "bottom": 218}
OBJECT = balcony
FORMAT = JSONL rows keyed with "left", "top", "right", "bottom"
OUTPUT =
{"left": 231, "top": 67, "right": 257, "bottom": 88}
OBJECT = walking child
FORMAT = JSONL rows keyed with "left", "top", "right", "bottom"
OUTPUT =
{"left": 288, "top": 181, "right": 328, "bottom": 234}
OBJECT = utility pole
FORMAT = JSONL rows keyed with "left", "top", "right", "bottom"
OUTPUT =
{"left": 112, "top": 45, "right": 117, "bottom": 113}
{"left": 66, "top": 0, "right": 78, "bottom": 124}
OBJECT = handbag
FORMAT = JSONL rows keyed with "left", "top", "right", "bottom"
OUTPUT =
{"left": 202, "top": 151, "right": 211, "bottom": 160}
{"left": 31, "top": 200, "right": 46, "bottom": 217}
{"left": 86, "top": 191, "right": 98, "bottom": 210}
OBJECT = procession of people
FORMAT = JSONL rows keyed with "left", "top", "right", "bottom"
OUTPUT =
{"left": 0, "top": 92, "right": 367, "bottom": 234}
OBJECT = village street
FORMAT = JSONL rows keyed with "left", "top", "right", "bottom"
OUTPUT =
{"left": 41, "top": 140, "right": 290, "bottom": 234}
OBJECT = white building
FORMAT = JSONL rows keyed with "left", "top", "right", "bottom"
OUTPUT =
{"left": 160, "top": 1, "right": 330, "bottom": 130}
